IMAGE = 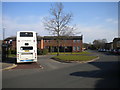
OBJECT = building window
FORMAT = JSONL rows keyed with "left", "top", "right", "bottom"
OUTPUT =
{"left": 73, "top": 40, "right": 77, "bottom": 43}
{"left": 117, "top": 41, "right": 120, "bottom": 47}
{"left": 77, "top": 40, "right": 80, "bottom": 43}
{"left": 73, "top": 46, "right": 77, "bottom": 51}
{"left": 48, "top": 40, "right": 50, "bottom": 43}
{"left": 77, "top": 46, "right": 80, "bottom": 51}
{"left": 45, "top": 46, "right": 48, "bottom": 49}
{"left": 44, "top": 40, "right": 47, "bottom": 42}
{"left": 44, "top": 40, "right": 50, "bottom": 43}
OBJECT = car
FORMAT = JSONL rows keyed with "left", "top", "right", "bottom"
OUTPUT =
{"left": 102, "top": 49, "right": 106, "bottom": 52}
{"left": 105, "top": 49, "right": 109, "bottom": 52}
{"left": 113, "top": 49, "right": 117, "bottom": 54}
{"left": 98, "top": 49, "right": 102, "bottom": 52}
{"left": 116, "top": 49, "right": 120, "bottom": 55}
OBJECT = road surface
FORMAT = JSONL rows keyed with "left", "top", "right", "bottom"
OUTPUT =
{"left": 2, "top": 50, "right": 119, "bottom": 88}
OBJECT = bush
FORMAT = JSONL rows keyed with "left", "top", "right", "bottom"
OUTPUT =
{"left": 11, "top": 50, "right": 16, "bottom": 54}
{"left": 37, "top": 48, "right": 48, "bottom": 55}
{"left": 7, "top": 49, "right": 11, "bottom": 55}
{"left": 42, "top": 49, "right": 48, "bottom": 55}
{"left": 37, "top": 48, "right": 42, "bottom": 55}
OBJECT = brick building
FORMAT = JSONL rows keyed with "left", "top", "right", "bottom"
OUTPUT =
{"left": 104, "top": 38, "right": 120, "bottom": 50}
{"left": 113, "top": 38, "right": 120, "bottom": 49}
{"left": 3, "top": 35, "right": 83, "bottom": 52}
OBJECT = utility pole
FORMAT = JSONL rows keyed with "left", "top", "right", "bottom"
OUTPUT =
{"left": 2, "top": 28, "right": 6, "bottom": 60}
{"left": 3, "top": 28, "right": 5, "bottom": 40}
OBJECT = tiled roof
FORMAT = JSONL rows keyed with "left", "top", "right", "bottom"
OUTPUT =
{"left": 113, "top": 38, "right": 120, "bottom": 42}
{"left": 4, "top": 35, "right": 83, "bottom": 41}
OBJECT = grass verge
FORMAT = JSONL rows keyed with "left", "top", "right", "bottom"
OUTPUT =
{"left": 52, "top": 55, "right": 98, "bottom": 62}
{"left": 8, "top": 54, "right": 16, "bottom": 57}
{"left": 50, "top": 51, "right": 91, "bottom": 55}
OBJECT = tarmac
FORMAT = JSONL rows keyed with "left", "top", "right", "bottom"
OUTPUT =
{"left": 1, "top": 54, "right": 99, "bottom": 71}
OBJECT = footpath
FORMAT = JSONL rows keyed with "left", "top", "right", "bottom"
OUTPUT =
{"left": 0, "top": 57, "right": 17, "bottom": 71}
{"left": 0, "top": 48, "right": 16, "bottom": 71}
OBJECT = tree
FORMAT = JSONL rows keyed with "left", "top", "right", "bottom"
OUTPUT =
{"left": 93, "top": 39, "right": 107, "bottom": 49}
{"left": 43, "top": 3, "right": 76, "bottom": 56}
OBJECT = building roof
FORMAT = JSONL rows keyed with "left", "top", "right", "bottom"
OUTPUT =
{"left": 4, "top": 36, "right": 16, "bottom": 41}
{"left": 38, "top": 36, "right": 82, "bottom": 40}
{"left": 113, "top": 38, "right": 120, "bottom": 42}
{"left": 4, "top": 35, "right": 83, "bottom": 41}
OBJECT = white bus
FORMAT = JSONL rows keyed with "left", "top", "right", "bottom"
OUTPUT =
{"left": 17, "top": 31, "right": 37, "bottom": 63}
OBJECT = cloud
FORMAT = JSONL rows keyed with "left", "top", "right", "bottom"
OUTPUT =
{"left": 2, "top": 16, "right": 118, "bottom": 43}
{"left": 2, "top": 16, "right": 50, "bottom": 38}
{"left": 76, "top": 24, "right": 118, "bottom": 43}
{"left": 106, "top": 18, "right": 118, "bottom": 24}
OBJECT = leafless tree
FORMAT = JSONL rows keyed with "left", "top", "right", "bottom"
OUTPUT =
{"left": 43, "top": 3, "right": 77, "bottom": 56}
{"left": 93, "top": 39, "right": 107, "bottom": 49}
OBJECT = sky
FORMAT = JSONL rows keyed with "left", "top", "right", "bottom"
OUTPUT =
{"left": 1, "top": 2, "right": 118, "bottom": 43}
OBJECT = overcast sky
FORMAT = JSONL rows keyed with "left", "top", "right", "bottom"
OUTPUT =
{"left": 1, "top": 2, "right": 118, "bottom": 43}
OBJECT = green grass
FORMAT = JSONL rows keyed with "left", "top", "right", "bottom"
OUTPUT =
{"left": 50, "top": 51, "right": 91, "bottom": 55}
{"left": 53, "top": 55, "right": 98, "bottom": 61}
{"left": 8, "top": 54, "right": 16, "bottom": 57}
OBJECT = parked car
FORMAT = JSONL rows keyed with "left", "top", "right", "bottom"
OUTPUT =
{"left": 98, "top": 49, "right": 102, "bottom": 52}
{"left": 98, "top": 49, "right": 107, "bottom": 52}
{"left": 113, "top": 49, "right": 118, "bottom": 54}
{"left": 116, "top": 49, "right": 120, "bottom": 55}
{"left": 109, "top": 49, "right": 120, "bottom": 55}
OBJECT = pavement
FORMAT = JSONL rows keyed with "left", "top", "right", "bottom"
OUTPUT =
{"left": 1, "top": 63, "right": 17, "bottom": 71}
{"left": 0, "top": 62, "right": 16, "bottom": 71}
{"left": 0, "top": 50, "right": 15, "bottom": 70}
{"left": 0, "top": 55, "right": 50, "bottom": 70}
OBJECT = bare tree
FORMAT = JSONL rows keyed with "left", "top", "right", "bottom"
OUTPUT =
{"left": 43, "top": 3, "right": 76, "bottom": 56}
{"left": 93, "top": 39, "right": 107, "bottom": 49}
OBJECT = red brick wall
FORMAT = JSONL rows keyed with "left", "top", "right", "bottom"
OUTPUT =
{"left": 43, "top": 40, "right": 82, "bottom": 52}
{"left": 4, "top": 38, "right": 83, "bottom": 52}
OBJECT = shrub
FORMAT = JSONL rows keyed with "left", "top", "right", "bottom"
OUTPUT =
{"left": 37, "top": 48, "right": 48, "bottom": 55}
{"left": 42, "top": 49, "right": 48, "bottom": 55}
{"left": 7, "top": 49, "right": 11, "bottom": 55}
{"left": 37, "top": 48, "right": 40, "bottom": 55}
{"left": 11, "top": 50, "right": 16, "bottom": 54}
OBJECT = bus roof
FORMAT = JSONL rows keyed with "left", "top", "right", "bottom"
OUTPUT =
{"left": 17, "top": 31, "right": 36, "bottom": 33}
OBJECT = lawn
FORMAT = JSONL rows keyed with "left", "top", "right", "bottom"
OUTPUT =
{"left": 50, "top": 51, "right": 91, "bottom": 55}
{"left": 8, "top": 54, "right": 16, "bottom": 57}
{"left": 52, "top": 55, "right": 98, "bottom": 61}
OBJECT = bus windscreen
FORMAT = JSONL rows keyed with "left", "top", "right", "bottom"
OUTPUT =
{"left": 20, "top": 32, "right": 33, "bottom": 37}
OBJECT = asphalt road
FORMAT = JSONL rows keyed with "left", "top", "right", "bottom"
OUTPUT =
{"left": 2, "top": 50, "right": 119, "bottom": 88}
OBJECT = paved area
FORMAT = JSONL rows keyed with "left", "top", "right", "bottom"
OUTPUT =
{"left": 2, "top": 50, "right": 120, "bottom": 88}
{"left": 1, "top": 63, "right": 14, "bottom": 69}
{"left": 12, "top": 62, "right": 42, "bottom": 69}
{"left": 0, "top": 50, "right": 14, "bottom": 70}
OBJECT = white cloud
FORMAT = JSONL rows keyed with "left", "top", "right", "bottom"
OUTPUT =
{"left": 2, "top": 16, "right": 118, "bottom": 43}
{"left": 76, "top": 24, "right": 118, "bottom": 43}
{"left": 2, "top": 16, "right": 50, "bottom": 38}
{"left": 106, "top": 18, "right": 118, "bottom": 24}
